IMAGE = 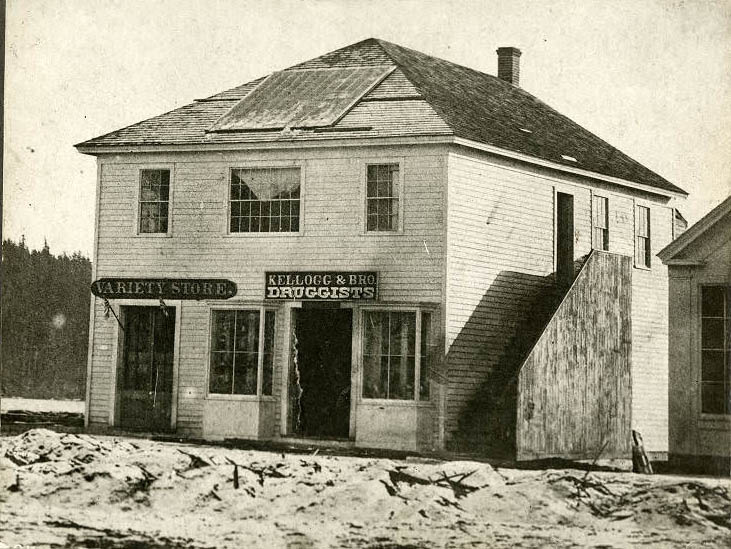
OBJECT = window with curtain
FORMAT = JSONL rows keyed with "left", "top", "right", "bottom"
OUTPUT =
{"left": 701, "top": 286, "right": 730, "bottom": 415}
{"left": 209, "top": 309, "right": 275, "bottom": 395}
{"left": 230, "top": 167, "right": 301, "bottom": 233}
{"left": 362, "top": 310, "right": 432, "bottom": 400}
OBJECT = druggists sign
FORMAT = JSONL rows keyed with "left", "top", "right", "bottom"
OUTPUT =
{"left": 91, "top": 278, "right": 237, "bottom": 300}
{"left": 265, "top": 271, "right": 377, "bottom": 300}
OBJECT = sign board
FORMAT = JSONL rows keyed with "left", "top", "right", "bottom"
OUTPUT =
{"left": 265, "top": 271, "right": 377, "bottom": 300}
{"left": 91, "top": 278, "right": 237, "bottom": 300}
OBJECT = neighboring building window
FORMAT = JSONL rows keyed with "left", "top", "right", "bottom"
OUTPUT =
{"left": 635, "top": 205, "right": 651, "bottom": 267}
{"left": 230, "top": 167, "right": 300, "bottom": 233}
{"left": 700, "top": 286, "right": 730, "bottom": 415}
{"left": 139, "top": 169, "right": 170, "bottom": 233}
{"left": 366, "top": 164, "right": 400, "bottom": 231}
{"left": 592, "top": 196, "right": 609, "bottom": 251}
{"left": 209, "top": 309, "right": 275, "bottom": 395}
{"left": 362, "top": 310, "right": 431, "bottom": 400}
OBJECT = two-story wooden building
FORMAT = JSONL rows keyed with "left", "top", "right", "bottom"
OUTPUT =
{"left": 76, "top": 38, "right": 687, "bottom": 458}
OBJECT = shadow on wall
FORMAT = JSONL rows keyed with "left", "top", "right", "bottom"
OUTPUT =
{"left": 447, "top": 258, "right": 587, "bottom": 458}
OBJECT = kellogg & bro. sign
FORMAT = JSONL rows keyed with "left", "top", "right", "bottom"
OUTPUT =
{"left": 265, "top": 271, "right": 377, "bottom": 300}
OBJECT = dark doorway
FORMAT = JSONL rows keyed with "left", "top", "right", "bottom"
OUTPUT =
{"left": 291, "top": 308, "right": 353, "bottom": 439}
{"left": 118, "top": 306, "right": 175, "bottom": 432}
{"left": 556, "top": 192, "right": 575, "bottom": 286}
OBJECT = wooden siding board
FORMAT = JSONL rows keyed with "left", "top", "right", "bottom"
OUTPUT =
{"left": 516, "top": 252, "right": 633, "bottom": 460}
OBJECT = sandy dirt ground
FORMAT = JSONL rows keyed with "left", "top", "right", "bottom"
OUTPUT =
{"left": 1, "top": 429, "right": 729, "bottom": 548}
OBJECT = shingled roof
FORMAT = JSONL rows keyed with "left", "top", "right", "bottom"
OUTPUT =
{"left": 76, "top": 38, "right": 685, "bottom": 196}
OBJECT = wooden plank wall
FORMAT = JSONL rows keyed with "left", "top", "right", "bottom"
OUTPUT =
{"left": 516, "top": 251, "right": 632, "bottom": 460}
{"left": 87, "top": 145, "right": 446, "bottom": 437}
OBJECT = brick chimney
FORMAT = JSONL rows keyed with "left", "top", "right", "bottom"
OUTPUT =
{"left": 496, "top": 47, "right": 522, "bottom": 86}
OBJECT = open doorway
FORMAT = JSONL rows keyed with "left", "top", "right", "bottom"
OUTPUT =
{"left": 556, "top": 192, "right": 575, "bottom": 286}
{"left": 290, "top": 307, "right": 353, "bottom": 439}
{"left": 117, "top": 306, "right": 175, "bottom": 432}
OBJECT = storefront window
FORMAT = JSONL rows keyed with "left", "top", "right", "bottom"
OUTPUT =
{"left": 701, "top": 286, "right": 730, "bottom": 415}
{"left": 362, "top": 310, "right": 432, "bottom": 401}
{"left": 209, "top": 308, "right": 275, "bottom": 396}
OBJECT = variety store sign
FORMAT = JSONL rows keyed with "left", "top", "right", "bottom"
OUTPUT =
{"left": 265, "top": 271, "right": 377, "bottom": 300}
{"left": 91, "top": 278, "right": 237, "bottom": 300}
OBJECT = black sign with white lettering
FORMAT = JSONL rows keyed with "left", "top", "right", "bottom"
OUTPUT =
{"left": 91, "top": 278, "right": 237, "bottom": 300}
{"left": 265, "top": 271, "right": 378, "bottom": 300}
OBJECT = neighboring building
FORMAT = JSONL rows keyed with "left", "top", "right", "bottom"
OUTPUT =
{"left": 76, "top": 38, "right": 686, "bottom": 457}
{"left": 659, "top": 195, "right": 731, "bottom": 474}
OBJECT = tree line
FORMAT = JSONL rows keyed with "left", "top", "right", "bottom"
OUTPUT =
{"left": 2, "top": 238, "right": 91, "bottom": 399}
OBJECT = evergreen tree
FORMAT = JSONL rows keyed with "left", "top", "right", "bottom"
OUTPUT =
{"left": 1, "top": 238, "right": 91, "bottom": 399}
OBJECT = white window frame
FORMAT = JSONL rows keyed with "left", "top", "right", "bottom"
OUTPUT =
{"left": 363, "top": 160, "right": 405, "bottom": 234}
{"left": 358, "top": 306, "right": 433, "bottom": 404}
{"left": 135, "top": 166, "right": 174, "bottom": 237}
{"left": 206, "top": 304, "right": 277, "bottom": 401}
{"left": 634, "top": 203, "right": 652, "bottom": 269}
{"left": 592, "top": 194, "right": 609, "bottom": 251}
{"left": 225, "top": 163, "right": 304, "bottom": 237}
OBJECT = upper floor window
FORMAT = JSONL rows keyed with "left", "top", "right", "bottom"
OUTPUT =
{"left": 209, "top": 308, "right": 275, "bottom": 396}
{"left": 635, "top": 205, "right": 651, "bottom": 267}
{"left": 592, "top": 195, "right": 609, "bottom": 251}
{"left": 362, "top": 310, "right": 432, "bottom": 400}
{"left": 230, "top": 167, "right": 300, "bottom": 233}
{"left": 366, "top": 164, "right": 400, "bottom": 232}
{"left": 701, "top": 286, "right": 730, "bottom": 415}
{"left": 139, "top": 169, "right": 170, "bottom": 233}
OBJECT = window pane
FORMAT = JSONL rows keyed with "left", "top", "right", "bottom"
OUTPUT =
{"left": 391, "top": 312, "right": 416, "bottom": 356}
{"left": 363, "top": 353, "right": 385, "bottom": 398}
{"left": 701, "top": 351, "right": 725, "bottom": 382}
{"left": 209, "top": 352, "right": 233, "bottom": 394}
{"left": 420, "top": 313, "right": 431, "bottom": 399}
{"left": 262, "top": 311, "right": 275, "bottom": 395}
{"left": 701, "top": 383, "right": 725, "bottom": 414}
{"left": 211, "top": 311, "right": 236, "bottom": 352}
{"left": 235, "top": 311, "right": 259, "bottom": 352}
{"left": 233, "top": 353, "right": 257, "bottom": 394}
{"left": 139, "top": 203, "right": 160, "bottom": 233}
{"left": 702, "top": 318, "right": 724, "bottom": 349}
{"left": 388, "top": 355, "right": 415, "bottom": 400}
{"left": 702, "top": 287, "right": 725, "bottom": 318}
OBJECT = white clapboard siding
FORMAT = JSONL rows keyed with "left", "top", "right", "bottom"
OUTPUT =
{"left": 88, "top": 144, "right": 446, "bottom": 436}
{"left": 446, "top": 152, "right": 555, "bottom": 446}
{"left": 445, "top": 149, "right": 674, "bottom": 453}
{"left": 630, "top": 205, "right": 674, "bottom": 453}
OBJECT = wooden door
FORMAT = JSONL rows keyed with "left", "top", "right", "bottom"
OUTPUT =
{"left": 556, "top": 192, "right": 575, "bottom": 286}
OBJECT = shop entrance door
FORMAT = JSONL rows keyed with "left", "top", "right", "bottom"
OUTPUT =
{"left": 118, "top": 306, "right": 175, "bottom": 432}
{"left": 292, "top": 308, "right": 353, "bottom": 439}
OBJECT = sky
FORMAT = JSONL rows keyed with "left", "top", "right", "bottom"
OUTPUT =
{"left": 4, "top": 0, "right": 731, "bottom": 256}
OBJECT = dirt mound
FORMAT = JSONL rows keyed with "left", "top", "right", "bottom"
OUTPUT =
{"left": 1, "top": 429, "right": 730, "bottom": 548}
